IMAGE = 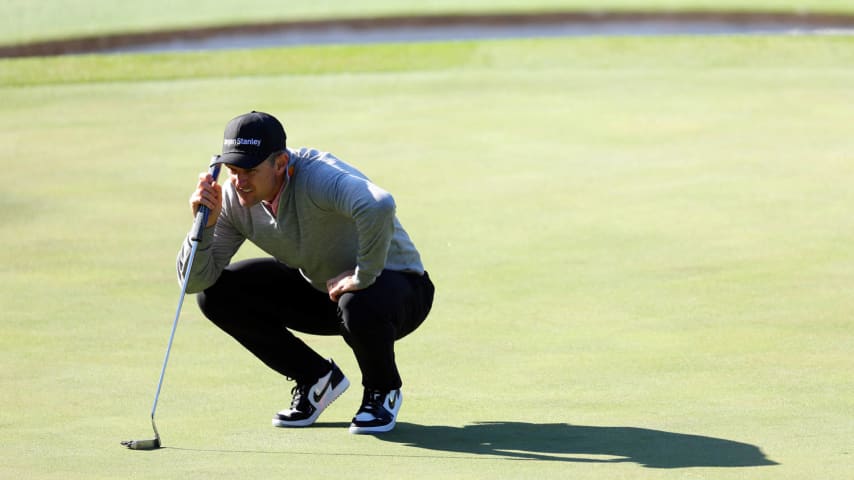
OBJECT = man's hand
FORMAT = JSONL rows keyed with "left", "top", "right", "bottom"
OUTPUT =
{"left": 189, "top": 172, "right": 222, "bottom": 228}
{"left": 326, "top": 269, "right": 359, "bottom": 302}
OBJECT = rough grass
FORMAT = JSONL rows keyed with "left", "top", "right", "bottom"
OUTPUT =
{"left": 3, "top": 35, "right": 854, "bottom": 87}
{"left": 3, "top": 0, "right": 854, "bottom": 45}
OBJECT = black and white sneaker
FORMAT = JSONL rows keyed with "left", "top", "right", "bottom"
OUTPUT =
{"left": 272, "top": 360, "right": 349, "bottom": 427}
{"left": 349, "top": 388, "right": 402, "bottom": 434}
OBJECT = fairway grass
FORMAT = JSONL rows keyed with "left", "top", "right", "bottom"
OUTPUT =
{"left": 1, "top": 36, "right": 853, "bottom": 479}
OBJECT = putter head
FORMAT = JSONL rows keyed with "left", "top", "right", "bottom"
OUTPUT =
{"left": 121, "top": 438, "right": 161, "bottom": 450}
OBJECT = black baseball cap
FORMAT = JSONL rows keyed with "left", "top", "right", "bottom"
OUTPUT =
{"left": 215, "top": 111, "right": 287, "bottom": 168}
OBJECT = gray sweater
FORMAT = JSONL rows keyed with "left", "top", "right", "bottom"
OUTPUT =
{"left": 177, "top": 147, "right": 424, "bottom": 294}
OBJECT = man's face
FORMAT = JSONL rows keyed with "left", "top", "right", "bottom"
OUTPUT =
{"left": 226, "top": 157, "right": 283, "bottom": 207}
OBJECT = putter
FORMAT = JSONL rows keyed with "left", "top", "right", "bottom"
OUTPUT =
{"left": 122, "top": 156, "right": 222, "bottom": 450}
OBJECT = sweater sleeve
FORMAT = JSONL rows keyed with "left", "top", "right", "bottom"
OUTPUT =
{"left": 315, "top": 172, "right": 396, "bottom": 288}
{"left": 176, "top": 207, "right": 245, "bottom": 294}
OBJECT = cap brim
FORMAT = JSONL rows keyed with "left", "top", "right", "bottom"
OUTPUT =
{"left": 214, "top": 152, "right": 266, "bottom": 169}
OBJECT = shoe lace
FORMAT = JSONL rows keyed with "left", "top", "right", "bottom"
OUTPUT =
{"left": 361, "top": 389, "right": 386, "bottom": 412}
{"left": 290, "top": 384, "right": 309, "bottom": 409}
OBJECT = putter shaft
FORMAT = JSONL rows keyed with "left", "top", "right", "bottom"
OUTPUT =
{"left": 123, "top": 157, "right": 221, "bottom": 451}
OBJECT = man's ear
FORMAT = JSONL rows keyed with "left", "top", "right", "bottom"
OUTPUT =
{"left": 275, "top": 151, "right": 290, "bottom": 172}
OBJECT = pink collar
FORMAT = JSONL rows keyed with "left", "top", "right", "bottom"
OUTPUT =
{"left": 262, "top": 164, "right": 293, "bottom": 217}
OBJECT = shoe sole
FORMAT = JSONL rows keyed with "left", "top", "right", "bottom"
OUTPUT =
{"left": 272, "top": 377, "right": 350, "bottom": 428}
{"left": 349, "top": 418, "right": 397, "bottom": 434}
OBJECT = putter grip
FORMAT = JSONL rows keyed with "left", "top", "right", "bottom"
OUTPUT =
{"left": 190, "top": 158, "right": 222, "bottom": 241}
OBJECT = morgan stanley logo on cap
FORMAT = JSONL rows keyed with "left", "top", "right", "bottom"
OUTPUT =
{"left": 216, "top": 111, "right": 287, "bottom": 169}
{"left": 223, "top": 138, "right": 262, "bottom": 147}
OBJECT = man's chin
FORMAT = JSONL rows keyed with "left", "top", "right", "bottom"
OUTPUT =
{"left": 236, "top": 193, "right": 259, "bottom": 207}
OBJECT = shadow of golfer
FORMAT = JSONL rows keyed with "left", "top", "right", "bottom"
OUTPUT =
{"left": 376, "top": 422, "right": 777, "bottom": 468}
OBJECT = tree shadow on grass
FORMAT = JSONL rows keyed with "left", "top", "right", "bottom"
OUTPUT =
{"left": 376, "top": 422, "right": 778, "bottom": 468}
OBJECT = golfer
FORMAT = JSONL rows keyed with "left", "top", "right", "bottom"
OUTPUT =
{"left": 178, "top": 111, "right": 434, "bottom": 434}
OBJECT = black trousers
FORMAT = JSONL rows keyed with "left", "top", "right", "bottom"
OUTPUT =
{"left": 196, "top": 258, "right": 434, "bottom": 390}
